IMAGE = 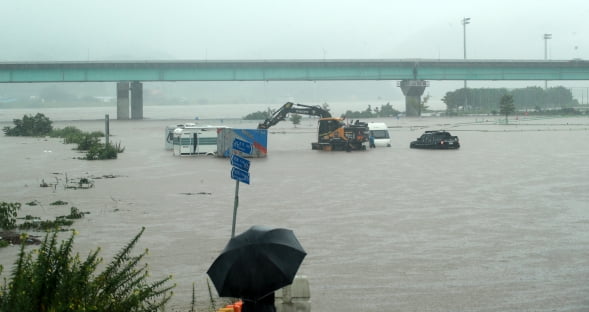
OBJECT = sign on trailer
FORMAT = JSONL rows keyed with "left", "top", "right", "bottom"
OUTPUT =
{"left": 230, "top": 154, "right": 250, "bottom": 172}
{"left": 231, "top": 167, "right": 250, "bottom": 184}
{"left": 232, "top": 138, "right": 252, "bottom": 154}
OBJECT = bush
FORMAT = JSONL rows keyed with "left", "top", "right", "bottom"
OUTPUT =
{"left": 76, "top": 134, "right": 101, "bottom": 151}
{"left": 49, "top": 126, "right": 84, "bottom": 143}
{"left": 0, "top": 227, "right": 175, "bottom": 312}
{"left": 49, "top": 126, "right": 104, "bottom": 147}
{"left": 85, "top": 143, "right": 119, "bottom": 160}
{"left": 0, "top": 202, "right": 20, "bottom": 230}
{"left": 2, "top": 113, "right": 53, "bottom": 136}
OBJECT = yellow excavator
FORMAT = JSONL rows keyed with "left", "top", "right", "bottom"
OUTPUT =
{"left": 257, "top": 102, "right": 369, "bottom": 151}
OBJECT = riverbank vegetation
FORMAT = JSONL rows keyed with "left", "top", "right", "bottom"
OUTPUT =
{"left": 341, "top": 102, "right": 401, "bottom": 118}
{"left": 0, "top": 200, "right": 89, "bottom": 246}
{"left": 443, "top": 86, "right": 588, "bottom": 115}
{"left": 2, "top": 113, "right": 124, "bottom": 160}
{"left": 0, "top": 200, "right": 216, "bottom": 311}
{"left": 0, "top": 227, "right": 175, "bottom": 312}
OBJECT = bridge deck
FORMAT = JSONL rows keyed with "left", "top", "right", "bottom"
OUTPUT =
{"left": 1, "top": 59, "right": 588, "bottom": 83}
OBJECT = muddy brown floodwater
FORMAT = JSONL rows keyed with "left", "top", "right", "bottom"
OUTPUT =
{"left": 1, "top": 116, "right": 588, "bottom": 311}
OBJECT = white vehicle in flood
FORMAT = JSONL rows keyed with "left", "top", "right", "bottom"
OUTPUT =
{"left": 368, "top": 122, "right": 391, "bottom": 147}
{"left": 172, "top": 125, "right": 227, "bottom": 156}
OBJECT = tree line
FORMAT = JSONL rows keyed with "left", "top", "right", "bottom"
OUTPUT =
{"left": 442, "top": 86, "right": 578, "bottom": 114}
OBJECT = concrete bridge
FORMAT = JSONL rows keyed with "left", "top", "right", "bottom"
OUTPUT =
{"left": 1, "top": 59, "right": 588, "bottom": 118}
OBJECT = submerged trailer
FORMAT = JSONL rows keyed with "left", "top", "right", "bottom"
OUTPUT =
{"left": 217, "top": 128, "right": 268, "bottom": 158}
{"left": 172, "top": 125, "right": 227, "bottom": 156}
{"left": 165, "top": 123, "right": 198, "bottom": 150}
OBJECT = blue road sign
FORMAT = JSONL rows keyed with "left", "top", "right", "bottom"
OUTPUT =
{"left": 232, "top": 138, "right": 253, "bottom": 154}
{"left": 231, "top": 167, "right": 250, "bottom": 184}
{"left": 230, "top": 154, "right": 250, "bottom": 172}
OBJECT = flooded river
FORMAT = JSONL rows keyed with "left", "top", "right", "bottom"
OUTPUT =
{"left": 1, "top": 115, "right": 588, "bottom": 311}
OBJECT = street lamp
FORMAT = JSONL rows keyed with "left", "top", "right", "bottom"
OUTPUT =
{"left": 544, "top": 33, "right": 552, "bottom": 89}
{"left": 544, "top": 33, "right": 552, "bottom": 59}
{"left": 462, "top": 18, "right": 470, "bottom": 60}
{"left": 462, "top": 17, "right": 470, "bottom": 110}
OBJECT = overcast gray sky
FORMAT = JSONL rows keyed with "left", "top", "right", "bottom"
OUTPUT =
{"left": 1, "top": 0, "right": 588, "bottom": 110}
{"left": 2, "top": 0, "right": 587, "bottom": 61}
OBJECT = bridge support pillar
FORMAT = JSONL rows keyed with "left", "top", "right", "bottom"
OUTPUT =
{"left": 116, "top": 82, "right": 130, "bottom": 120}
{"left": 130, "top": 81, "right": 143, "bottom": 120}
{"left": 398, "top": 80, "right": 429, "bottom": 117}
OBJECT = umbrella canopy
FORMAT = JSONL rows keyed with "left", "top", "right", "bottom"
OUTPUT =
{"left": 207, "top": 225, "right": 306, "bottom": 300}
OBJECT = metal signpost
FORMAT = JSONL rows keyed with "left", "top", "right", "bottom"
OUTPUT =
{"left": 230, "top": 139, "right": 252, "bottom": 238}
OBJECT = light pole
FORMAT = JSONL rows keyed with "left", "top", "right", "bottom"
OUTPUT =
{"left": 462, "top": 18, "right": 470, "bottom": 60}
{"left": 544, "top": 33, "right": 552, "bottom": 89}
{"left": 462, "top": 17, "right": 470, "bottom": 111}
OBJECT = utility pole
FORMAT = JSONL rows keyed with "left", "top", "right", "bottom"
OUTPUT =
{"left": 462, "top": 17, "right": 471, "bottom": 111}
{"left": 544, "top": 33, "right": 552, "bottom": 89}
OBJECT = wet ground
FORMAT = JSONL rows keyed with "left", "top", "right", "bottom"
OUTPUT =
{"left": 1, "top": 115, "right": 588, "bottom": 311}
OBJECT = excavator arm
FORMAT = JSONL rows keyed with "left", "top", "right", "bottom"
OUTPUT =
{"left": 257, "top": 102, "right": 331, "bottom": 129}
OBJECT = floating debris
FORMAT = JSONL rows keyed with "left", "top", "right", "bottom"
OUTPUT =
{"left": 179, "top": 192, "right": 212, "bottom": 196}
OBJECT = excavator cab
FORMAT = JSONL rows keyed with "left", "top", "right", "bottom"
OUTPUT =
{"left": 318, "top": 118, "right": 344, "bottom": 141}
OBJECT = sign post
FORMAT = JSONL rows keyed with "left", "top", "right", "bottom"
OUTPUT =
{"left": 230, "top": 139, "right": 252, "bottom": 238}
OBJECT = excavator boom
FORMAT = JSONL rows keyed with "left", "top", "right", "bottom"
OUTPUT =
{"left": 257, "top": 102, "right": 331, "bottom": 129}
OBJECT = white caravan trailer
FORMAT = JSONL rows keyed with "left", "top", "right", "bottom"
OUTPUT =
{"left": 165, "top": 123, "right": 197, "bottom": 150}
{"left": 368, "top": 122, "right": 391, "bottom": 147}
{"left": 172, "top": 125, "right": 227, "bottom": 156}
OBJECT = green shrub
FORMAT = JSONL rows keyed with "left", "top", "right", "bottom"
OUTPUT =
{"left": 76, "top": 134, "right": 101, "bottom": 151}
{"left": 49, "top": 125, "right": 81, "bottom": 137}
{"left": 0, "top": 202, "right": 20, "bottom": 230}
{"left": 0, "top": 228, "right": 175, "bottom": 312}
{"left": 85, "top": 143, "right": 119, "bottom": 160}
{"left": 65, "top": 207, "right": 85, "bottom": 219}
{"left": 2, "top": 113, "right": 53, "bottom": 136}
{"left": 49, "top": 126, "right": 104, "bottom": 146}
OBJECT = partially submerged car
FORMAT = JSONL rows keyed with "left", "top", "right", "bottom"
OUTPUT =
{"left": 410, "top": 130, "right": 460, "bottom": 149}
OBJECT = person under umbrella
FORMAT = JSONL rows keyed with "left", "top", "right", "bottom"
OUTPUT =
{"left": 207, "top": 225, "right": 306, "bottom": 312}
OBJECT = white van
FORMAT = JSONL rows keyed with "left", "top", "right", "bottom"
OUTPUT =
{"left": 368, "top": 122, "right": 391, "bottom": 147}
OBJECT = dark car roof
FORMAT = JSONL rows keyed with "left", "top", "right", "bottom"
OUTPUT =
{"left": 424, "top": 130, "right": 452, "bottom": 135}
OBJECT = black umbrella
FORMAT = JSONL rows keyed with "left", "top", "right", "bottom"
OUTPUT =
{"left": 206, "top": 225, "right": 306, "bottom": 300}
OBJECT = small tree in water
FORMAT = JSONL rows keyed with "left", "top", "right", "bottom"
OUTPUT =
{"left": 290, "top": 114, "right": 302, "bottom": 127}
{"left": 499, "top": 94, "right": 515, "bottom": 124}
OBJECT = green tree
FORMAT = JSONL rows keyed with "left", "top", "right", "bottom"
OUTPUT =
{"left": 243, "top": 108, "right": 272, "bottom": 120}
{"left": 342, "top": 103, "right": 399, "bottom": 118}
{"left": 499, "top": 94, "right": 515, "bottom": 124}
{"left": 420, "top": 94, "right": 431, "bottom": 113}
{"left": 3, "top": 113, "right": 53, "bottom": 136}
{"left": 290, "top": 113, "right": 302, "bottom": 127}
{"left": 378, "top": 102, "right": 399, "bottom": 117}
